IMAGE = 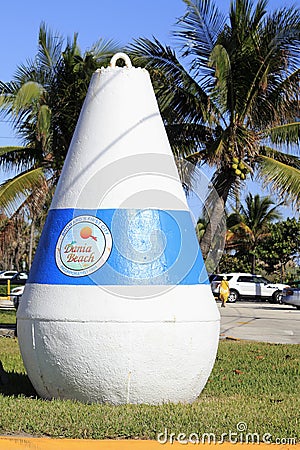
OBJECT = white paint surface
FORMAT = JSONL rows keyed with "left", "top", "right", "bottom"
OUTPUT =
{"left": 50, "top": 66, "right": 187, "bottom": 211}
{"left": 18, "top": 319, "right": 219, "bottom": 404}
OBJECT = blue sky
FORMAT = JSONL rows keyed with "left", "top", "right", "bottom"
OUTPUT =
{"left": 1, "top": 0, "right": 292, "bottom": 83}
{"left": 0, "top": 0, "right": 297, "bottom": 218}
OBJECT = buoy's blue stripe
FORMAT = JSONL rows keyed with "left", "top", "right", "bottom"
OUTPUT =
{"left": 29, "top": 208, "right": 209, "bottom": 286}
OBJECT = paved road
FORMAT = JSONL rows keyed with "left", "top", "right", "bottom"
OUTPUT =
{"left": 219, "top": 301, "right": 300, "bottom": 344}
{"left": 0, "top": 298, "right": 14, "bottom": 310}
{"left": 0, "top": 299, "right": 15, "bottom": 337}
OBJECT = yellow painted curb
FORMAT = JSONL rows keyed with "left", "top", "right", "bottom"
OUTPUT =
{"left": 0, "top": 439, "right": 300, "bottom": 450}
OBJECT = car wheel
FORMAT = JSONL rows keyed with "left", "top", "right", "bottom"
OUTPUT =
{"left": 296, "top": 306, "right": 300, "bottom": 310}
{"left": 228, "top": 289, "right": 239, "bottom": 303}
{"left": 271, "top": 291, "right": 282, "bottom": 304}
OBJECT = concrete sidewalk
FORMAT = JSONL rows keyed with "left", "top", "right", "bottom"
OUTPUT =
{"left": 0, "top": 298, "right": 14, "bottom": 310}
{"left": 219, "top": 301, "right": 300, "bottom": 344}
{"left": 0, "top": 438, "right": 297, "bottom": 449}
{"left": 0, "top": 300, "right": 16, "bottom": 337}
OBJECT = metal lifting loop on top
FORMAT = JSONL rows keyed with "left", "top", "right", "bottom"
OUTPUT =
{"left": 110, "top": 52, "right": 132, "bottom": 69}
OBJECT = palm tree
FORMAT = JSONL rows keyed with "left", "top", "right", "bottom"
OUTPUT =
{"left": 0, "top": 209, "right": 30, "bottom": 270}
{"left": 128, "top": 0, "right": 300, "bottom": 258}
{"left": 0, "top": 23, "right": 119, "bottom": 219}
{"left": 196, "top": 218, "right": 207, "bottom": 242}
{"left": 226, "top": 193, "right": 282, "bottom": 272}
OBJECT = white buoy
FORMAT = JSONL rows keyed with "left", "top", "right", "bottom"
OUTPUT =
{"left": 17, "top": 53, "right": 220, "bottom": 404}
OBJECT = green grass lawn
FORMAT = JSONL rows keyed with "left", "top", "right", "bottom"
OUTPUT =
{"left": 0, "top": 285, "right": 8, "bottom": 297}
{"left": 0, "top": 310, "right": 16, "bottom": 326}
{"left": 0, "top": 283, "right": 24, "bottom": 302}
{"left": 0, "top": 338, "right": 299, "bottom": 441}
{"left": 0, "top": 284, "right": 19, "bottom": 297}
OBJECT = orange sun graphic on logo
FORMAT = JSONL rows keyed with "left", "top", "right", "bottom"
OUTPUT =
{"left": 80, "top": 226, "right": 97, "bottom": 241}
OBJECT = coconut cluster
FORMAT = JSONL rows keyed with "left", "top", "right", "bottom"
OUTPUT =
{"left": 231, "top": 157, "right": 249, "bottom": 180}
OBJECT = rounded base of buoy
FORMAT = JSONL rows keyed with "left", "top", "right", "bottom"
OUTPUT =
{"left": 17, "top": 319, "right": 219, "bottom": 404}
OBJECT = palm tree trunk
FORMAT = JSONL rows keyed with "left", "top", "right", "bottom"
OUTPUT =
{"left": 200, "top": 196, "right": 225, "bottom": 259}
{"left": 251, "top": 253, "right": 256, "bottom": 273}
{"left": 200, "top": 171, "right": 234, "bottom": 263}
{"left": 280, "top": 263, "right": 285, "bottom": 282}
{"left": 28, "top": 220, "right": 35, "bottom": 269}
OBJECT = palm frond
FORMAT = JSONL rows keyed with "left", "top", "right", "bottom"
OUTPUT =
{"left": 38, "top": 22, "right": 63, "bottom": 70}
{"left": 256, "top": 155, "right": 300, "bottom": 205}
{"left": 175, "top": 0, "right": 226, "bottom": 71}
{"left": 36, "top": 104, "right": 51, "bottom": 147}
{"left": 0, "top": 92, "right": 12, "bottom": 109}
{"left": 129, "top": 37, "right": 191, "bottom": 83}
{"left": 0, "top": 146, "right": 26, "bottom": 157}
{"left": 13, "top": 81, "right": 44, "bottom": 114}
{"left": 226, "top": 221, "right": 255, "bottom": 246}
{"left": 10, "top": 175, "right": 49, "bottom": 219}
{"left": 241, "top": 6, "right": 300, "bottom": 123}
{"left": 0, "top": 146, "right": 39, "bottom": 171}
{"left": 229, "top": 0, "right": 267, "bottom": 35}
{"left": 208, "top": 44, "right": 231, "bottom": 113}
{"left": 89, "top": 38, "right": 120, "bottom": 60}
{"left": 128, "top": 37, "right": 217, "bottom": 125}
{"left": 265, "top": 123, "right": 300, "bottom": 148}
{"left": 259, "top": 146, "right": 300, "bottom": 167}
{"left": 264, "top": 68, "right": 300, "bottom": 125}
{"left": 7, "top": 59, "right": 37, "bottom": 88}
{"left": 269, "top": 7, "right": 300, "bottom": 69}
{"left": 175, "top": 156, "right": 200, "bottom": 193}
{"left": 0, "top": 168, "right": 45, "bottom": 216}
{"left": 165, "top": 123, "right": 211, "bottom": 160}
{"left": 226, "top": 191, "right": 282, "bottom": 256}
{"left": 241, "top": 192, "right": 282, "bottom": 228}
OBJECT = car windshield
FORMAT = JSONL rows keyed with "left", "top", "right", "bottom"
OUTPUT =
{"left": 211, "top": 275, "right": 233, "bottom": 282}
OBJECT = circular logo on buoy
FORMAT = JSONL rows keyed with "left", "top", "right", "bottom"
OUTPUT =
{"left": 55, "top": 215, "right": 112, "bottom": 277}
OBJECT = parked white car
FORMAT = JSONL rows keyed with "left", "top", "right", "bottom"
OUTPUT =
{"left": 282, "top": 280, "right": 300, "bottom": 310}
{"left": 10, "top": 285, "right": 25, "bottom": 310}
{"left": 211, "top": 273, "right": 290, "bottom": 303}
{"left": 0, "top": 270, "right": 18, "bottom": 279}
